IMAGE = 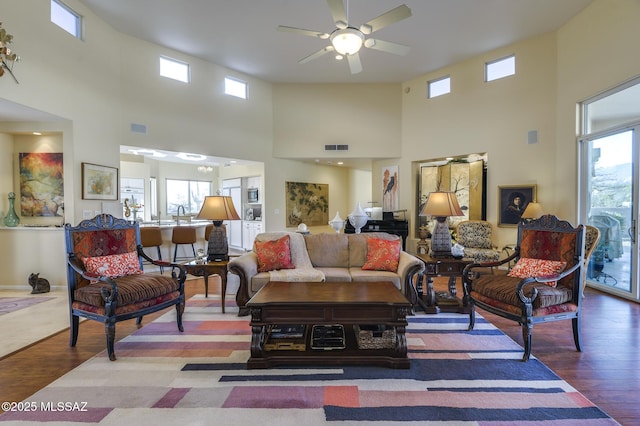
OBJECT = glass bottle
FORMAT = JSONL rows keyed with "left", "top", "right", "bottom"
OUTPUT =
{"left": 3, "top": 192, "right": 20, "bottom": 227}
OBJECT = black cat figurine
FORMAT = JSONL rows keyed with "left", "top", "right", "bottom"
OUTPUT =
{"left": 28, "top": 273, "right": 50, "bottom": 294}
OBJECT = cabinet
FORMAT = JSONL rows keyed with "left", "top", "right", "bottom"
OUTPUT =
{"left": 243, "top": 221, "right": 262, "bottom": 250}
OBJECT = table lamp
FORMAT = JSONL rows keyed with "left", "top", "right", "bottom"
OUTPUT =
{"left": 420, "top": 191, "right": 463, "bottom": 258}
{"left": 520, "top": 202, "right": 544, "bottom": 222}
{"left": 196, "top": 196, "right": 241, "bottom": 261}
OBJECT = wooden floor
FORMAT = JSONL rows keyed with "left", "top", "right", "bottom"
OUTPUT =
{"left": 1, "top": 278, "right": 638, "bottom": 425}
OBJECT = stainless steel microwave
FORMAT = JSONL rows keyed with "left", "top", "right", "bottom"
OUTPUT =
{"left": 247, "top": 188, "right": 259, "bottom": 203}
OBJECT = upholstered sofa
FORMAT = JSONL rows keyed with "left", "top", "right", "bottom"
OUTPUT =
{"left": 228, "top": 231, "right": 425, "bottom": 315}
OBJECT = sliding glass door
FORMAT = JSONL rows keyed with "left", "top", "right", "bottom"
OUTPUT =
{"left": 579, "top": 78, "right": 640, "bottom": 302}
{"left": 580, "top": 128, "right": 638, "bottom": 299}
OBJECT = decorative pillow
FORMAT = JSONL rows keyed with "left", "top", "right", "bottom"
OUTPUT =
{"left": 255, "top": 235, "right": 295, "bottom": 272}
{"left": 82, "top": 251, "right": 143, "bottom": 278}
{"left": 362, "top": 237, "right": 401, "bottom": 272}
{"left": 507, "top": 257, "right": 567, "bottom": 287}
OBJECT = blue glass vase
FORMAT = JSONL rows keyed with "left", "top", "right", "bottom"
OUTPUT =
{"left": 3, "top": 192, "right": 20, "bottom": 227}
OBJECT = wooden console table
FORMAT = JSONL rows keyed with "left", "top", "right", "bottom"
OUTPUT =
{"left": 246, "top": 281, "right": 411, "bottom": 369}
{"left": 414, "top": 254, "right": 472, "bottom": 314}
{"left": 182, "top": 260, "right": 229, "bottom": 313}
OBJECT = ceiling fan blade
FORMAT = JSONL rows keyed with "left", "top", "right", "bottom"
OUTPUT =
{"left": 359, "top": 5, "right": 412, "bottom": 35}
{"left": 277, "top": 25, "right": 329, "bottom": 39}
{"left": 364, "top": 38, "right": 410, "bottom": 56}
{"left": 347, "top": 53, "right": 362, "bottom": 74}
{"left": 298, "top": 46, "right": 335, "bottom": 64}
{"left": 327, "top": 0, "right": 348, "bottom": 29}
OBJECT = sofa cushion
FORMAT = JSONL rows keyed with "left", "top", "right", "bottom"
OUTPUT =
{"left": 314, "top": 267, "right": 352, "bottom": 282}
{"left": 349, "top": 232, "right": 400, "bottom": 268}
{"left": 362, "top": 237, "right": 400, "bottom": 272}
{"left": 255, "top": 235, "right": 295, "bottom": 272}
{"left": 305, "top": 233, "right": 349, "bottom": 267}
{"left": 255, "top": 232, "right": 314, "bottom": 269}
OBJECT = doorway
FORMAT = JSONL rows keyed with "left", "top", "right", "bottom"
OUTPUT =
{"left": 579, "top": 78, "right": 640, "bottom": 302}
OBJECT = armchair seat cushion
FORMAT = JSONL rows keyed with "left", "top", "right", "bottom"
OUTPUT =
{"left": 74, "top": 274, "right": 181, "bottom": 307}
{"left": 470, "top": 274, "right": 573, "bottom": 314}
{"left": 462, "top": 248, "right": 501, "bottom": 263}
{"left": 72, "top": 291, "right": 181, "bottom": 316}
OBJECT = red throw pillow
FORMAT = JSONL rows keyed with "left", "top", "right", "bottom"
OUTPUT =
{"left": 362, "top": 237, "right": 401, "bottom": 272}
{"left": 82, "top": 251, "right": 143, "bottom": 278}
{"left": 507, "top": 257, "right": 567, "bottom": 287}
{"left": 255, "top": 235, "right": 295, "bottom": 272}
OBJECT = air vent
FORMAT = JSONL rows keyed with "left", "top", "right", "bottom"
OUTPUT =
{"left": 130, "top": 123, "right": 147, "bottom": 134}
{"left": 324, "top": 144, "right": 349, "bottom": 151}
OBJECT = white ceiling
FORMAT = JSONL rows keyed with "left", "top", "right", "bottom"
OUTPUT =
{"left": 79, "top": 0, "right": 593, "bottom": 84}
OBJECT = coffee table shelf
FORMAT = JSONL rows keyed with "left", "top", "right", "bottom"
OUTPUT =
{"left": 246, "top": 281, "right": 411, "bottom": 369}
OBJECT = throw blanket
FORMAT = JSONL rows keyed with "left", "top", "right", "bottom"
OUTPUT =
{"left": 256, "top": 231, "right": 326, "bottom": 282}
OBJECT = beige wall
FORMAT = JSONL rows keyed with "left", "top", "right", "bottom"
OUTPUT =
{"left": 272, "top": 83, "right": 402, "bottom": 160}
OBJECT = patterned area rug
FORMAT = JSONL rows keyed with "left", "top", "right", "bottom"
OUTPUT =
{"left": 0, "top": 295, "right": 618, "bottom": 425}
{"left": 0, "top": 297, "right": 54, "bottom": 316}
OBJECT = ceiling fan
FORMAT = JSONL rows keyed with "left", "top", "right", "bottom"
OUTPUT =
{"left": 278, "top": 0, "right": 412, "bottom": 74}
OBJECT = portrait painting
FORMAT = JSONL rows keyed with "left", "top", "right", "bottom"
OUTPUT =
{"left": 19, "top": 152, "right": 64, "bottom": 217}
{"left": 285, "top": 181, "right": 329, "bottom": 227}
{"left": 498, "top": 184, "right": 537, "bottom": 227}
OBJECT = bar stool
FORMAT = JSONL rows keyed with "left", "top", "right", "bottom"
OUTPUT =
{"left": 172, "top": 226, "right": 197, "bottom": 262}
{"left": 140, "top": 227, "right": 164, "bottom": 273}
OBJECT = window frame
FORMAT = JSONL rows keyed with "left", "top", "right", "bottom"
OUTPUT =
{"left": 165, "top": 178, "right": 212, "bottom": 215}
{"left": 485, "top": 55, "right": 515, "bottom": 82}
{"left": 427, "top": 76, "right": 451, "bottom": 99}
{"left": 51, "top": 0, "right": 83, "bottom": 40}
{"left": 160, "top": 56, "right": 191, "bottom": 83}
{"left": 224, "top": 77, "right": 248, "bottom": 99}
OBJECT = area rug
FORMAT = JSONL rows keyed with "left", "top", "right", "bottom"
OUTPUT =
{"left": 0, "top": 294, "right": 618, "bottom": 425}
{"left": 0, "top": 297, "right": 54, "bottom": 316}
{"left": 0, "top": 291, "right": 70, "bottom": 359}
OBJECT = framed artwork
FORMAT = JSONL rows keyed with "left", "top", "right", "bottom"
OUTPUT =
{"left": 19, "top": 152, "right": 64, "bottom": 217}
{"left": 498, "top": 184, "right": 537, "bottom": 227}
{"left": 285, "top": 181, "right": 329, "bottom": 227}
{"left": 419, "top": 159, "right": 486, "bottom": 226}
{"left": 82, "top": 162, "right": 119, "bottom": 200}
{"left": 382, "top": 165, "right": 399, "bottom": 211}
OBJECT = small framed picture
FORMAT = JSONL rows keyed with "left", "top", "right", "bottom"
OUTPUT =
{"left": 498, "top": 185, "right": 537, "bottom": 227}
{"left": 81, "top": 162, "right": 119, "bottom": 201}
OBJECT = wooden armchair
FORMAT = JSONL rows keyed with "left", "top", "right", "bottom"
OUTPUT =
{"left": 462, "top": 215, "right": 585, "bottom": 361}
{"left": 64, "top": 214, "right": 187, "bottom": 361}
{"left": 455, "top": 220, "right": 501, "bottom": 264}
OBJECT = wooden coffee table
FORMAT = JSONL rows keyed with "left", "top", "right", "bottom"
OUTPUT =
{"left": 245, "top": 281, "right": 411, "bottom": 369}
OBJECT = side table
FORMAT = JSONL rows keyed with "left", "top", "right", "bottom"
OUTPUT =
{"left": 414, "top": 254, "right": 473, "bottom": 314}
{"left": 183, "top": 260, "right": 230, "bottom": 313}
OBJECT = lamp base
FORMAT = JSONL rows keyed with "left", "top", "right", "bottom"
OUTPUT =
{"left": 430, "top": 217, "right": 453, "bottom": 258}
{"left": 207, "top": 223, "right": 229, "bottom": 263}
{"left": 207, "top": 254, "right": 229, "bottom": 262}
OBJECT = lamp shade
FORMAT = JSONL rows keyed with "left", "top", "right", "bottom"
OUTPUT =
{"left": 420, "top": 191, "right": 464, "bottom": 217}
{"left": 196, "top": 196, "right": 241, "bottom": 221}
{"left": 521, "top": 202, "right": 544, "bottom": 219}
{"left": 330, "top": 28, "right": 364, "bottom": 55}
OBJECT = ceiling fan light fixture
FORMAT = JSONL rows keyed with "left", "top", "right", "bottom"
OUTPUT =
{"left": 330, "top": 28, "right": 364, "bottom": 56}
